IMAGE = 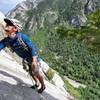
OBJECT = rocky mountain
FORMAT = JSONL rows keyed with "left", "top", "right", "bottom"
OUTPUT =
{"left": 6, "top": 0, "right": 100, "bottom": 32}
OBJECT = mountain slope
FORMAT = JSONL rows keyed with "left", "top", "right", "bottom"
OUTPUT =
{"left": 6, "top": 0, "right": 100, "bottom": 31}
{"left": 0, "top": 50, "right": 72, "bottom": 100}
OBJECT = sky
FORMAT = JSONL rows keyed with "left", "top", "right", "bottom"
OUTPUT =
{"left": 0, "top": 0, "right": 25, "bottom": 15}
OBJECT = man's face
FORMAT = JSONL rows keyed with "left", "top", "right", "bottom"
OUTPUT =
{"left": 5, "top": 24, "right": 17, "bottom": 36}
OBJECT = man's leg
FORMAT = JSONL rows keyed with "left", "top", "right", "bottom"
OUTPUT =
{"left": 30, "top": 58, "right": 45, "bottom": 93}
{"left": 32, "top": 72, "right": 45, "bottom": 93}
{"left": 22, "top": 59, "right": 45, "bottom": 92}
{"left": 31, "top": 75, "right": 40, "bottom": 87}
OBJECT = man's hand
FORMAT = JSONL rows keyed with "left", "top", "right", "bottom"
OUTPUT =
{"left": 31, "top": 56, "right": 37, "bottom": 71}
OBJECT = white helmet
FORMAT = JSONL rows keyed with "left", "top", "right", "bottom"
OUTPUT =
{"left": 4, "top": 18, "right": 23, "bottom": 31}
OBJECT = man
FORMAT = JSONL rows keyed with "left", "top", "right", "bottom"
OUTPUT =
{"left": 0, "top": 18, "right": 45, "bottom": 93}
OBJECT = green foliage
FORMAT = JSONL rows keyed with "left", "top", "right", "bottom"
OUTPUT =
{"left": 23, "top": 9, "right": 40, "bottom": 31}
{"left": 70, "top": 0, "right": 84, "bottom": 16}
{"left": 54, "top": 9, "right": 100, "bottom": 53}
{"left": 79, "top": 84, "right": 100, "bottom": 100}
{"left": 63, "top": 77, "right": 82, "bottom": 100}
{"left": 29, "top": 29, "right": 48, "bottom": 52}
{"left": 14, "top": 13, "right": 21, "bottom": 19}
{"left": 46, "top": 30, "right": 100, "bottom": 99}
{"left": 87, "top": 9, "right": 100, "bottom": 28}
{"left": 26, "top": 10, "right": 34, "bottom": 17}
{"left": 45, "top": 68, "right": 55, "bottom": 81}
{"left": 45, "top": 17, "right": 100, "bottom": 99}
{"left": 54, "top": 26, "right": 68, "bottom": 37}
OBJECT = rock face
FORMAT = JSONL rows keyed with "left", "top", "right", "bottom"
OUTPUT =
{"left": 0, "top": 11, "right": 6, "bottom": 40}
{"left": 6, "top": 0, "right": 100, "bottom": 31}
{"left": 0, "top": 50, "right": 73, "bottom": 100}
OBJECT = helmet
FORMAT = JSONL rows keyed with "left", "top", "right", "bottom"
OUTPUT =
{"left": 4, "top": 18, "right": 23, "bottom": 31}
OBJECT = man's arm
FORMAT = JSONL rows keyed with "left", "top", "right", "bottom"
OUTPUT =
{"left": 21, "top": 34, "right": 37, "bottom": 69}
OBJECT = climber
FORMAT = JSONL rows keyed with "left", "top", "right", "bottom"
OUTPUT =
{"left": 0, "top": 18, "right": 45, "bottom": 93}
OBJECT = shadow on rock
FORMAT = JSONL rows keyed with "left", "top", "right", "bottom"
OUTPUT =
{"left": 0, "top": 70, "right": 58, "bottom": 100}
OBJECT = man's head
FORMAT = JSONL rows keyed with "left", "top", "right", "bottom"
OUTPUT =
{"left": 4, "top": 18, "right": 22, "bottom": 37}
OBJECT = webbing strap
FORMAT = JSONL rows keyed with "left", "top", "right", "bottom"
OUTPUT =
{"left": 17, "top": 33, "right": 28, "bottom": 51}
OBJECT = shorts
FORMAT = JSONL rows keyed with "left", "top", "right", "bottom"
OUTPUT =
{"left": 22, "top": 58, "right": 39, "bottom": 75}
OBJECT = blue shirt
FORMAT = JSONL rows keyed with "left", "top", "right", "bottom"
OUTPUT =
{"left": 0, "top": 32, "right": 37, "bottom": 60}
